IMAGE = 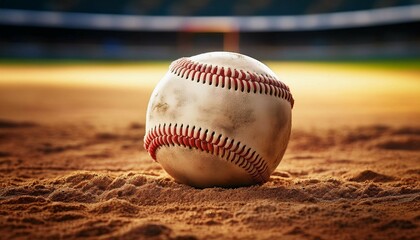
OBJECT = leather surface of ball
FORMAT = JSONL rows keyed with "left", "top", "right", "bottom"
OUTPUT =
{"left": 144, "top": 51, "right": 294, "bottom": 188}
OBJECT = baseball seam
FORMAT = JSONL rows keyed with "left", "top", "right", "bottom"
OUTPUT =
{"left": 170, "top": 58, "right": 294, "bottom": 108}
{"left": 144, "top": 123, "right": 270, "bottom": 184}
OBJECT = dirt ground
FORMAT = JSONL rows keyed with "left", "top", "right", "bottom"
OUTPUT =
{"left": 0, "top": 63, "right": 419, "bottom": 239}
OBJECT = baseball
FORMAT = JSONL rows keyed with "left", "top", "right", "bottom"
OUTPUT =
{"left": 144, "top": 52, "right": 294, "bottom": 188}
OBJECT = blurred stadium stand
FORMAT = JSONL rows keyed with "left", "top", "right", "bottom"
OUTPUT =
{"left": 2, "top": 0, "right": 419, "bottom": 15}
{"left": 0, "top": 0, "right": 419, "bottom": 60}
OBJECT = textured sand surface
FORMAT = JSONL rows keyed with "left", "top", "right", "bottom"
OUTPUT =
{"left": 0, "top": 63, "right": 419, "bottom": 239}
{"left": 1, "top": 117, "right": 419, "bottom": 239}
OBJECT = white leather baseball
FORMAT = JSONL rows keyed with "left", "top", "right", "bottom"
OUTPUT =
{"left": 144, "top": 52, "right": 294, "bottom": 188}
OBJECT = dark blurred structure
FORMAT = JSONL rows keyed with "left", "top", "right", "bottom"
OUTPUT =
{"left": 0, "top": 0, "right": 419, "bottom": 60}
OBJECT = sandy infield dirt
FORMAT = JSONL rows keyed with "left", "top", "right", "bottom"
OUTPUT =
{"left": 0, "top": 63, "right": 419, "bottom": 239}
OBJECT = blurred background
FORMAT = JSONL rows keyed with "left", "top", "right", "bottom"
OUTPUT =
{"left": 1, "top": 0, "right": 419, "bottom": 60}
{"left": 0, "top": 0, "right": 419, "bottom": 129}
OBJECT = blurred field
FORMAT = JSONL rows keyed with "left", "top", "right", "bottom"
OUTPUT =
{"left": 1, "top": 60, "right": 419, "bottom": 129}
{"left": 1, "top": 59, "right": 420, "bottom": 240}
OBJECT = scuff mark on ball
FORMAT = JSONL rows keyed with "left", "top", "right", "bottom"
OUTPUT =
{"left": 153, "top": 102, "right": 169, "bottom": 113}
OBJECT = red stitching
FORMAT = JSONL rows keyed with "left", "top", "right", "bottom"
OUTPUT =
{"left": 170, "top": 58, "right": 294, "bottom": 108}
{"left": 144, "top": 123, "right": 270, "bottom": 184}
